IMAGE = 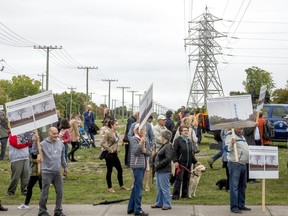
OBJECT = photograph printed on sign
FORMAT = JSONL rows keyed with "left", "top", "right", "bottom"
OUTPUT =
{"left": 207, "top": 95, "right": 255, "bottom": 130}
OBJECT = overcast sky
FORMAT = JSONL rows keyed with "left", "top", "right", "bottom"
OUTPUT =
{"left": 1, "top": 0, "right": 288, "bottom": 111}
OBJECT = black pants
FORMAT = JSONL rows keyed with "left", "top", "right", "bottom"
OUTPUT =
{"left": 69, "top": 142, "right": 80, "bottom": 160}
{"left": 25, "top": 175, "right": 42, "bottom": 205}
{"left": 105, "top": 153, "right": 124, "bottom": 188}
{"left": 223, "top": 161, "right": 230, "bottom": 190}
{"left": 172, "top": 164, "right": 191, "bottom": 199}
{"left": 124, "top": 143, "right": 130, "bottom": 166}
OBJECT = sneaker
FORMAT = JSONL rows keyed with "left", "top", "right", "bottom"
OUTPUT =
{"left": 120, "top": 185, "right": 129, "bottom": 190}
{"left": 135, "top": 211, "right": 149, "bottom": 216}
{"left": 17, "top": 204, "right": 29, "bottom": 210}
{"left": 107, "top": 188, "right": 115, "bottom": 193}
{"left": 54, "top": 211, "right": 66, "bottom": 216}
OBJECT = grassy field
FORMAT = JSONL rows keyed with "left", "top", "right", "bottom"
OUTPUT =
{"left": 0, "top": 130, "right": 287, "bottom": 206}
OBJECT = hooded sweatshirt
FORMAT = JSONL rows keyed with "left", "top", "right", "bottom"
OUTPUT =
{"left": 40, "top": 137, "right": 68, "bottom": 173}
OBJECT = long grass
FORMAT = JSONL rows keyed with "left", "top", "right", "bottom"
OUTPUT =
{"left": 1, "top": 131, "right": 287, "bottom": 206}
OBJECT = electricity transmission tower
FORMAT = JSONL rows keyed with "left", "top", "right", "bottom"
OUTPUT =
{"left": 185, "top": 7, "right": 225, "bottom": 108}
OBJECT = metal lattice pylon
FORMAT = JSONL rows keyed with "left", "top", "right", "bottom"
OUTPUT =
{"left": 185, "top": 7, "right": 225, "bottom": 108}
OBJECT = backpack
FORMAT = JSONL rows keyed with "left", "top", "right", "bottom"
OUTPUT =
{"left": 263, "top": 120, "right": 274, "bottom": 140}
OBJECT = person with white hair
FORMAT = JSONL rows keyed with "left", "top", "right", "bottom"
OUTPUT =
{"left": 127, "top": 123, "right": 150, "bottom": 216}
{"left": 153, "top": 115, "right": 167, "bottom": 151}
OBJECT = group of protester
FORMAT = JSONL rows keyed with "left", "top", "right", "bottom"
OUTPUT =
{"left": 0, "top": 104, "right": 285, "bottom": 216}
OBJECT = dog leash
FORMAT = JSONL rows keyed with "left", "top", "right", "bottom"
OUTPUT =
{"left": 179, "top": 164, "right": 199, "bottom": 177}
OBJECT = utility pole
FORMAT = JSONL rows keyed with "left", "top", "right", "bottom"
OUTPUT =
{"left": 102, "top": 95, "right": 108, "bottom": 106}
{"left": 89, "top": 92, "right": 95, "bottom": 102}
{"left": 112, "top": 99, "right": 117, "bottom": 116}
{"left": 37, "top": 73, "right": 46, "bottom": 92}
{"left": 135, "top": 93, "right": 143, "bottom": 107}
{"left": 184, "top": 7, "right": 225, "bottom": 107}
{"left": 34, "top": 45, "right": 62, "bottom": 90}
{"left": 78, "top": 66, "right": 98, "bottom": 106}
{"left": 117, "top": 86, "right": 130, "bottom": 120}
{"left": 102, "top": 79, "right": 118, "bottom": 109}
{"left": 128, "top": 90, "right": 138, "bottom": 114}
{"left": 68, "top": 87, "right": 76, "bottom": 119}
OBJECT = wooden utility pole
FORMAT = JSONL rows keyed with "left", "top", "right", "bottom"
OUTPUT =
{"left": 34, "top": 45, "right": 62, "bottom": 90}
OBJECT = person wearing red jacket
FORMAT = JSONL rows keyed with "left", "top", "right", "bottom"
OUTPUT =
{"left": 7, "top": 131, "right": 34, "bottom": 196}
{"left": 258, "top": 112, "right": 271, "bottom": 145}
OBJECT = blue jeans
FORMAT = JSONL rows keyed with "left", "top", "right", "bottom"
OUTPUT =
{"left": 212, "top": 142, "right": 224, "bottom": 161}
{"left": 155, "top": 172, "right": 171, "bottom": 207}
{"left": 128, "top": 168, "right": 145, "bottom": 214}
{"left": 228, "top": 162, "right": 247, "bottom": 212}
{"left": 64, "top": 144, "right": 68, "bottom": 163}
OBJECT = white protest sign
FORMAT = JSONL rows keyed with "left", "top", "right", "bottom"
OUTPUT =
{"left": 5, "top": 90, "right": 58, "bottom": 135}
{"left": 207, "top": 95, "right": 255, "bottom": 130}
{"left": 249, "top": 145, "right": 279, "bottom": 179}
{"left": 139, "top": 84, "right": 153, "bottom": 130}
{"left": 256, "top": 85, "right": 267, "bottom": 111}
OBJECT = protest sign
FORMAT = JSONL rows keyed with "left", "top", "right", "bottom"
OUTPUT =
{"left": 5, "top": 90, "right": 58, "bottom": 135}
{"left": 256, "top": 85, "right": 267, "bottom": 112}
{"left": 139, "top": 84, "right": 153, "bottom": 130}
{"left": 207, "top": 95, "right": 255, "bottom": 130}
{"left": 249, "top": 145, "right": 279, "bottom": 179}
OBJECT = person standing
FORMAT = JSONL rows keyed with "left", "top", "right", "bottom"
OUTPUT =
{"left": 18, "top": 137, "right": 42, "bottom": 210}
{"left": 38, "top": 127, "right": 68, "bottom": 216}
{"left": 172, "top": 126, "right": 197, "bottom": 200}
{"left": 127, "top": 123, "right": 150, "bottom": 216}
{"left": 151, "top": 130, "right": 173, "bottom": 210}
{"left": 69, "top": 113, "right": 80, "bottom": 162}
{"left": 100, "top": 119, "right": 128, "bottom": 193}
{"left": 165, "top": 111, "right": 175, "bottom": 134}
{"left": 123, "top": 112, "right": 139, "bottom": 166}
{"left": 58, "top": 119, "right": 71, "bottom": 163}
{"left": 154, "top": 115, "right": 167, "bottom": 151}
{"left": 7, "top": 133, "right": 32, "bottom": 196}
{"left": 225, "top": 128, "right": 251, "bottom": 214}
{"left": 0, "top": 109, "right": 8, "bottom": 161}
{"left": 194, "top": 107, "right": 203, "bottom": 145}
{"left": 83, "top": 105, "right": 96, "bottom": 147}
{"left": 257, "top": 112, "right": 271, "bottom": 145}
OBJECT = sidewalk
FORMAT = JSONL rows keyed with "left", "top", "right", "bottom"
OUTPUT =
{"left": 1, "top": 204, "right": 287, "bottom": 216}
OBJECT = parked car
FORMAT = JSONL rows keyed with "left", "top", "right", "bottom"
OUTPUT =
{"left": 262, "top": 104, "right": 288, "bottom": 141}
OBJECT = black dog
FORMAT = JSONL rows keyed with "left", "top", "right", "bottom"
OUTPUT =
{"left": 216, "top": 179, "right": 227, "bottom": 190}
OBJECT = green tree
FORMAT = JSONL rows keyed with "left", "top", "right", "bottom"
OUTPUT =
{"left": 7, "top": 75, "right": 41, "bottom": 100}
{"left": 271, "top": 81, "right": 288, "bottom": 104}
{"left": 242, "top": 66, "right": 275, "bottom": 94}
{"left": 229, "top": 91, "right": 247, "bottom": 96}
{"left": 0, "top": 79, "right": 10, "bottom": 104}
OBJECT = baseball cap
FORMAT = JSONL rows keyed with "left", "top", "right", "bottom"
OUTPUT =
{"left": 157, "top": 114, "right": 166, "bottom": 120}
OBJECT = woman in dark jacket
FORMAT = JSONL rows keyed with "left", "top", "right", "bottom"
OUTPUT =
{"left": 151, "top": 130, "right": 173, "bottom": 210}
{"left": 172, "top": 126, "right": 197, "bottom": 200}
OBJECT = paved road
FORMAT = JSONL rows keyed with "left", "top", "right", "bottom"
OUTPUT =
{"left": 1, "top": 204, "right": 287, "bottom": 216}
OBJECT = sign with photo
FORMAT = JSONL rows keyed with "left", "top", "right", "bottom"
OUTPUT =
{"left": 5, "top": 90, "right": 58, "bottom": 135}
{"left": 256, "top": 85, "right": 267, "bottom": 111}
{"left": 207, "top": 95, "right": 255, "bottom": 130}
{"left": 249, "top": 146, "right": 279, "bottom": 179}
{"left": 139, "top": 84, "right": 153, "bottom": 130}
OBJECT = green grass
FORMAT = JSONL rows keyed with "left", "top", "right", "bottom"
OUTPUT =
{"left": 1, "top": 132, "right": 287, "bottom": 206}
